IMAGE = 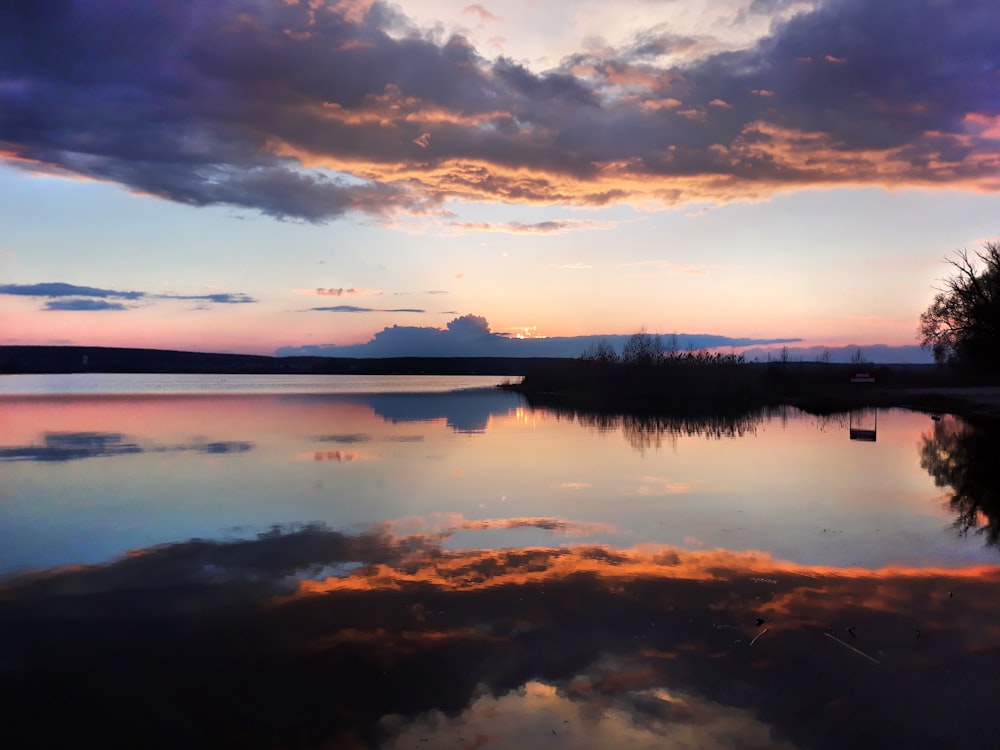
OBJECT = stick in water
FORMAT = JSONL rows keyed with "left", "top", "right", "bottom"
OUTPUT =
{"left": 750, "top": 627, "right": 770, "bottom": 646}
{"left": 823, "top": 632, "right": 881, "bottom": 664}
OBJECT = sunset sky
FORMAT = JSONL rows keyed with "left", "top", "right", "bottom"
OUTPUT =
{"left": 1, "top": 0, "right": 998, "bottom": 356}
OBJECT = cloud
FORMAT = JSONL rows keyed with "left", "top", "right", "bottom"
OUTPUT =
{"left": 0, "top": 282, "right": 143, "bottom": 299}
{"left": 277, "top": 313, "right": 800, "bottom": 357}
{"left": 308, "top": 305, "right": 425, "bottom": 313}
{"left": 449, "top": 219, "right": 615, "bottom": 235}
{"left": 2, "top": 0, "right": 997, "bottom": 222}
{"left": 462, "top": 5, "right": 501, "bottom": 24}
{"left": 43, "top": 299, "right": 128, "bottom": 311}
{"left": 0, "top": 281, "right": 256, "bottom": 309}
{"left": 297, "top": 287, "right": 384, "bottom": 297}
{"left": 160, "top": 293, "right": 256, "bottom": 304}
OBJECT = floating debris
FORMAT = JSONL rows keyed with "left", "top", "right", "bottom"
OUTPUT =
{"left": 750, "top": 627, "right": 770, "bottom": 646}
{"left": 824, "top": 632, "right": 880, "bottom": 664}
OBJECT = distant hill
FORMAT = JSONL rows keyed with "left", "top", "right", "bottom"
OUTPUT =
{"left": 0, "top": 346, "right": 563, "bottom": 376}
{"left": 739, "top": 344, "right": 934, "bottom": 365}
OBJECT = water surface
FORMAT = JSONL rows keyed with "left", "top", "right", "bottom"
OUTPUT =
{"left": 1, "top": 374, "right": 998, "bottom": 749}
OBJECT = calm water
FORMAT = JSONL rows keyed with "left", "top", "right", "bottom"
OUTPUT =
{"left": 2, "top": 374, "right": 999, "bottom": 748}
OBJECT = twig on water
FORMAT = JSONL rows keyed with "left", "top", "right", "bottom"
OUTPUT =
{"left": 824, "top": 632, "right": 881, "bottom": 664}
{"left": 749, "top": 627, "right": 770, "bottom": 646}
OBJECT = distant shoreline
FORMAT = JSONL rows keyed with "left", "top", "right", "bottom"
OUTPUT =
{"left": 0, "top": 345, "right": 561, "bottom": 377}
{"left": 6, "top": 345, "right": 1000, "bottom": 418}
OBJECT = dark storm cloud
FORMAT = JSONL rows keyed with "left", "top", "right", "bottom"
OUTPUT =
{"left": 1, "top": 0, "right": 997, "bottom": 221}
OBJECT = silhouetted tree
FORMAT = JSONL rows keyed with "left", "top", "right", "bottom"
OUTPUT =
{"left": 918, "top": 241, "right": 1000, "bottom": 374}
{"left": 580, "top": 339, "right": 619, "bottom": 363}
{"left": 621, "top": 330, "right": 663, "bottom": 367}
{"left": 919, "top": 416, "right": 1000, "bottom": 547}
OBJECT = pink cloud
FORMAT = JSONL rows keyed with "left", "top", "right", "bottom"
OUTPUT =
{"left": 296, "top": 288, "right": 384, "bottom": 298}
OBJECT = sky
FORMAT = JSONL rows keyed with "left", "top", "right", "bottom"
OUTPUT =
{"left": 1, "top": 0, "right": 998, "bottom": 359}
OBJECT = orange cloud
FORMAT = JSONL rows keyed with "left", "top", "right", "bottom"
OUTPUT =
{"left": 642, "top": 97, "right": 683, "bottom": 111}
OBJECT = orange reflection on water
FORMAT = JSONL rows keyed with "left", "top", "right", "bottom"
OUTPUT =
{"left": 292, "top": 536, "right": 1000, "bottom": 597}
{"left": 4, "top": 521, "right": 999, "bottom": 750}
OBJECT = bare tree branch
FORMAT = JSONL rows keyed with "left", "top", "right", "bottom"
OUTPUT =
{"left": 919, "top": 240, "right": 1000, "bottom": 373}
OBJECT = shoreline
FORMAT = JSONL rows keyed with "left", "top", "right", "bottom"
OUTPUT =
{"left": 890, "top": 386, "right": 1000, "bottom": 419}
{"left": 507, "top": 360, "right": 1000, "bottom": 421}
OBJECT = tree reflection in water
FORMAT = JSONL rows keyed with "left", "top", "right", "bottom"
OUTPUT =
{"left": 919, "top": 415, "right": 1000, "bottom": 546}
{"left": 551, "top": 408, "right": 769, "bottom": 454}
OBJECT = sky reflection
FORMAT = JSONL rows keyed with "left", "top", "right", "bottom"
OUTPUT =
{"left": 1, "top": 390, "right": 997, "bottom": 574}
{"left": 2, "top": 524, "right": 997, "bottom": 749}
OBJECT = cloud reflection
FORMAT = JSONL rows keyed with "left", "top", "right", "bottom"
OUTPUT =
{"left": 0, "top": 431, "right": 254, "bottom": 462}
{"left": 296, "top": 450, "right": 377, "bottom": 463}
{"left": 1, "top": 521, "right": 998, "bottom": 748}
{"left": 312, "top": 433, "right": 372, "bottom": 444}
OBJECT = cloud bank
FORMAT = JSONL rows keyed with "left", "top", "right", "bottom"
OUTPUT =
{"left": 1, "top": 0, "right": 997, "bottom": 222}
{"left": 277, "top": 313, "right": 800, "bottom": 357}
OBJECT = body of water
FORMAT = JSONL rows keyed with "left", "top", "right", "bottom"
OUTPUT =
{"left": 1, "top": 374, "right": 998, "bottom": 749}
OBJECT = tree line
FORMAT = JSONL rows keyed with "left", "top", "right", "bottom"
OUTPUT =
{"left": 581, "top": 331, "right": 745, "bottom": 367}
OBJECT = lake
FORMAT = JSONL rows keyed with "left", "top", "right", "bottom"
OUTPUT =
{"left": 1, "top": 374, "right": 998, "bottom": 749}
